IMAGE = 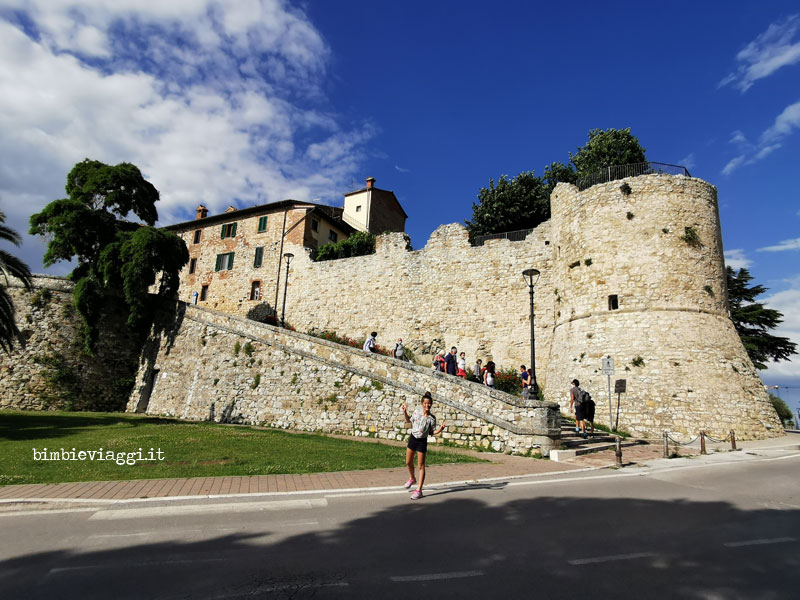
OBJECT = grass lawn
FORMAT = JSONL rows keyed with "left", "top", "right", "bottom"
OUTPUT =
{"left": 0, "top": 410, "right": 485, "bottom": 486}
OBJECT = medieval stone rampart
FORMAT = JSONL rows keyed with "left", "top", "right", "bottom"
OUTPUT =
{"left": 128, "top": 302, "right": 561, "bottom": 454}
{"left": 271, "top": 174, "right": 781, "bottom": 440}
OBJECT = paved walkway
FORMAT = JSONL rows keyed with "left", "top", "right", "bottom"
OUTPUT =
{"left": 1, "top": 433, "right": 796, "bottom": 504}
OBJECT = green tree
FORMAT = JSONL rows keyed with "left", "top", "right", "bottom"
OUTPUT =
{"left": 465, "top": 128, "right": 646, "bottom": 240}
{"left": 769, "top": 393, "right": 794, "bottom": 428}
{"left": 0, "top": 211, "right": 33, "bottom": 351}
{"left": 726, "top": 267, "right": 797, "bottom": 369}
{"left": 465, "top": 171, "right": 550, "bottom": 241}
{"left": 569, "top": 127, "right": 647, "bottom": 177}
{"left": 30, "top": 159, "right": 188, "bottom": 352}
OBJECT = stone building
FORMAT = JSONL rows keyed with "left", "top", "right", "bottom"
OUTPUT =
{"left": 167, "top": 177, "right": 406, "bottom": 316}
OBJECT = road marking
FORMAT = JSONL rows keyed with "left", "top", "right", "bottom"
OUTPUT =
{"left": 724, "top": 537, "right": 796, "bottom": 548}
{"left": 48, "top": 558, "right": 225, "bottom": 576}
{"left": 568, "top": 552, "right": 656, "bottom": 565}
{"left": 390, "top": 570, "right": 484, "bottom": 582}
{"left": 89, "top": 499, "right": 327, "bottom": 520}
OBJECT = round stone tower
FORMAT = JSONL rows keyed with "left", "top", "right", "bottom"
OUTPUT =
{"left": 544, "top": 174, "right": 781, "bottom": 439}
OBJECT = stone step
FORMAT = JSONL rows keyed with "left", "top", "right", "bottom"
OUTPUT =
{"left": 549, "top": 439, "right": 648, "bottom": 462}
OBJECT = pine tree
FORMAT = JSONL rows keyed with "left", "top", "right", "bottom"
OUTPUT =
{"left": 726, "top": 267, "right": 797, "bottom": 369}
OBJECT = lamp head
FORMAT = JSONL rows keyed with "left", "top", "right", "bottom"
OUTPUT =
{"left": 522, "top": 268, "right": 540, "bottom": 287}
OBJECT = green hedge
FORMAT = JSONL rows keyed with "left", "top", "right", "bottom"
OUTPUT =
{"left": 313, "top": 231, "right": 376, "bottom": 262}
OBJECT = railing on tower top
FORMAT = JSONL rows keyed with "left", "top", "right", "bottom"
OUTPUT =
{"left": 576, "top": 161, "right": 691, "bottom": 191}
{"left": 472, "top": 228, "right": 534, "bottom": 246}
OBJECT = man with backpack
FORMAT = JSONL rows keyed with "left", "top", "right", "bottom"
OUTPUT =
{"left": 570, "top": 379, "right": 590, "bottom": 439}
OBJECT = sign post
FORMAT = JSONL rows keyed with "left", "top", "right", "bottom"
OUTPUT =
{"left": 602, "top": 356, "right": 614, "bottom": 430}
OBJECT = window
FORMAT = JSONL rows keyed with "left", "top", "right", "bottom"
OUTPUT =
{"left": 253, "top": 246, "right": 264, "bottom": 268}
{"left": 257, "top": 216, "right": 268, "bottom": 232}
{"left": 355, "top": 205, "right": 362, "bottom": 212}
{"left": 311, "top": 219, "right": 319, "bottom": 232}
{"left": 189, "top": 258, "right": 197, "bottom": 274}
{"left": 215, "top": 252, "right": 235, "bottom": 271}
{"left": 193, "top": 230, "right": 201, "bottom": 244}
{"left": 220, "top": 222, "right": 237, "bottom": 239}
{"left": 200, "top": 285, "right": 209, "bottom": 301}
{"left": 250, "top": 281, "right": 261, "bottom": 301}
{"left": 608, "top": 295, "right": 619, "bottom": 310}
{"left": 328, "top": 231, "right": 338, "bottom": 243}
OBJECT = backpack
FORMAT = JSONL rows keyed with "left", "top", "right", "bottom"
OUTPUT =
{"left": 579, "top": 388, "right": 593, "bottom": 406}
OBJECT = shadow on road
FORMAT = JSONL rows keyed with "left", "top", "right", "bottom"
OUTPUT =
{"left": 1, "top": 494, "right": 798, "bottom": 599}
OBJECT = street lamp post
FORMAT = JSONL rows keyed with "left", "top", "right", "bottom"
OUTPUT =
{"left": 522, "top": 268, "right": 541, "bottom": 397}
{"left": 280, "top": 253, "right": 294, "bottom": 328}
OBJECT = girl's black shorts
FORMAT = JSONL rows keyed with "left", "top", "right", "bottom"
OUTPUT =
{"left": 407, "top": 434, "right": 428, "bottom": 454}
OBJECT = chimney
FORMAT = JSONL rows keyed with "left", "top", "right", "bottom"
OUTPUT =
{"left": 196, "top": 204, "right": 208, "bottom": 220}
{"left": 366, "top": 177, "right": 376, "bottom": 190}
{"left": 225, "top": 206, "right": 236, "bottom": 213}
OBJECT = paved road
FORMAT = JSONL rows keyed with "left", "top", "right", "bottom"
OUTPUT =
{"left": 1, "top": 444, "right": 798, "bottom": 599}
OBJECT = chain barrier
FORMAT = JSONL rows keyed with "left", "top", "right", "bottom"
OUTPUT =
{"left": 663, "top": 430, "right": 737, "bottom": 457}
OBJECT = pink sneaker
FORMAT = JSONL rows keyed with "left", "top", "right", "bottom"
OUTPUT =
{"left": 403, "top": 478, "right": 416, "bottom": 489}
{"left": 411, "top": 490, "right": 423, "bottom": 500}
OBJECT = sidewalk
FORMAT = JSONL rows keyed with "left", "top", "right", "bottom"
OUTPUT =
{"left": 1, "top": 433, "right": 796, "bottom": 504}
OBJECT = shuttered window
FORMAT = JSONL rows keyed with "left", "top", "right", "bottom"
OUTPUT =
{"left": 257, "top": 216, "right": 268, "bottom": 232}
{"left": 253, "top": 246, "right": 264, "bottom": 268}
{"left": 215, "top": 252, "right": 235, "bottom": 271}
{"left": 220, "top": 223, "right": 237, "bottom": 238}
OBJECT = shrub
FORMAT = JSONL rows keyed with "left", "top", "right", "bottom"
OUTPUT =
{"left": 495, "top": 368, "right": 522, "bottom": 395}
{"left": 313, "top": 231, "right": 376, "bottom": 262}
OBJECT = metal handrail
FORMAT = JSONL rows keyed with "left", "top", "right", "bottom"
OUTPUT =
{"left": 472, "top": 228, "right": 534, "bottom": 246}
{"left": 576, "top": 161, "right": 691, "bottom": 191}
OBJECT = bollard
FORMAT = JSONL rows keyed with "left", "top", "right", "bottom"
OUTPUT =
{"left": 663, "top": 432, "right": 669, "bottom": 458}
{"left": 615, "top": 436, "right": 622, "bottom": 467}
{"left": 700, "top": 430, "right": 707, "bottom": 455}
{"left": 730, "top": 430, "right": 736, "bottom": 451}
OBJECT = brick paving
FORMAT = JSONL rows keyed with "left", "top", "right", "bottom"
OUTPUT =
{"left": 0, "top": 448, "right": 587, "bottom": 502}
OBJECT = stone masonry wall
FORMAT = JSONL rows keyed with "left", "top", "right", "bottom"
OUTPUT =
{"left": 0, "top": 276, "right": 143, "bottom": 411}
{"left": 253, "top": 174, "right": 780, "bottom": 440}
{"left": 284, "top": 221, "right": 556, "bottom": 379}
{"left": 546, "top": 176, "right": 780, "bottom": 439}
{"left": 128, "top": 302, "right": 561, "bottom": 455}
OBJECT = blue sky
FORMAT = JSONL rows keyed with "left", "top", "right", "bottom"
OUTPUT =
{"left": 0, "top": 1, "right": 798, "bottom": 414}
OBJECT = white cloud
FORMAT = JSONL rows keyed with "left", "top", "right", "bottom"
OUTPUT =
{"left": 720, "top": 14, "right": 800, "bottom": 92}
{"left": 757, "top": 238, "right": 800, "bottom": 252}
{"left": 0, "top": 1, "right": 374, "bottom": 273}
{"left": 724, "top": 249, "right": 753, "bottom": 270}
{"left": 762, "top": 286, "right": 800, "bottom": 378}
{"left": 678, "top": 153, "right": 696, "bottom": 171}
{"left": 722, "top": 154, "right": 746, "bottom": 175}
{"left": 761, "top": 99, "right": 800, "bottom": 144}
{"left": 721, "top": 98, "right": 800, "bottom": 175}
{"left": 395, "top": 165, "right": 410, "bottom": 173}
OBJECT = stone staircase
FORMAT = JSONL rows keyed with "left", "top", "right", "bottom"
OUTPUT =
{"left": 549, "top": 417, "right": 649, "bottom": 462}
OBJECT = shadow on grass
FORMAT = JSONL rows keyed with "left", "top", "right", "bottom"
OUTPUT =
{"left": 0, "top": 494, "right": 798, "bottom": 599}
{"left": 0, "top": 411, "right": 186, "bottom": 442}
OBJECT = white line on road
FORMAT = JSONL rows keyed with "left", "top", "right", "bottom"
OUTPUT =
{"left": 390, "top": 570, "right": 485, "bottom": 582}
{"left": 568, "top": 552, "right": 657, "bottom": 565}
{"left": 48, "top": 558, "right": 225, "bottom": 576}
{"left": 723, "top": 537, "right": 797, "bottom": 548}
{"left": 89, "top": 499, "right": 327, "bottom": 520}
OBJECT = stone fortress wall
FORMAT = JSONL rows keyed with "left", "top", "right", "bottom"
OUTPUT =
{"left": 128, "top": 303, "right": 561, "bottom": 454}
{"left": 0, "top": 276, "right": 142, "bottom": 412}
{"left": 273, "top": 174, "right": 781, "bottom": 440}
